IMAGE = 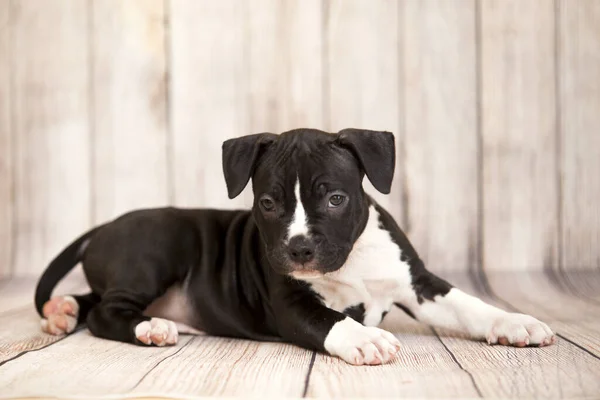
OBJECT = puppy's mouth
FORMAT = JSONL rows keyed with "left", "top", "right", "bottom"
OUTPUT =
{"left": 288, "top": 260, "right": 323, "bottom": 280}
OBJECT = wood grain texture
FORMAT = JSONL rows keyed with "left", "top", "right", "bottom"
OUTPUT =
{"left": 403, "top": 0, "right": 478, "bottom": 273}
{"left": 247, "top": 0, "right": 324, "bottom": 132}
{"left": 485, "top": 270, "right": 600, "bottom": 360}
{"left": 559, "top": 0, "right": 600, "bottom": 270}
{"left": 486, "top": 271, "right": 600, "bottom": 323}
{"left": 246, "top": 0, "right": 323, "bottom": 206}
{"left": 11, "top": 0, "right": 91, "bottom": 277}
{"left": 561, "top": 269, "right": 600, "bottom": 302}
{"left": 0, "top": 0, "right": 11, "bottom": 279}
{"left": 326, "top": 0, "right": 404, "bottom": 222}
{"left": 91, "top": 0, "right": 170, "bottom": 224}
{"left": 0, "top": 277, "right": 88, "bottom": 363}
{"left": 170, "top": 0, "right": 249, "bottom": 209}
{"left": 131, "top": 337, "right": 312, "bottom": 397}
{"left": 437, "top": 271, "right": 600, "bottom": 397}
{"left": 480, "top": 0, "right": 558, "bottom": 271}
{"left": 436, "top": 329, "right": 600, "bottom": 398}
{"left": 0, "top": 271, "right": 87, "bottom": 314}
{"left": 0, "top": 330, "right": 194, "bottom": 397}
{"left": 1, "top": 274, "right": 600, "bottom": 398}
{"left": 308, "top": 311, "right": 481, "bottom": 398}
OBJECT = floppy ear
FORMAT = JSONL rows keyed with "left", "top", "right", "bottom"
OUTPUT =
{"left": 337, "top": 128, "right": 396, "bottom": 194}
{"left": 222, "top": 133, "right": 277, "bottom": 199}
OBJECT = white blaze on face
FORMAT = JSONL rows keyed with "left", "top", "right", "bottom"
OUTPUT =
{"left": 287, "top": 178, "right": 310, "bottom": 239}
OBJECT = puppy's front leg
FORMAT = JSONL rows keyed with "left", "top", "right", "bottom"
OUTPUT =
{"left": 395, "top": 260, "right": 556, "bottom": 347}
{"left": 273, "top": 284, "right": 401, "bottom": 365}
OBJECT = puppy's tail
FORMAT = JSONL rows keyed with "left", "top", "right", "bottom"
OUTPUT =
{"left": 34, "top": 225, "right": 103, "bottom": 317}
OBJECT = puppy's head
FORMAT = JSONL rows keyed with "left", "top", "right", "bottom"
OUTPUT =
{"left": 222, "top": 128, "right": 395, "bottom": 279}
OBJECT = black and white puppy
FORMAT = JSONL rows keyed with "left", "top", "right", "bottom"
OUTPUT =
{"left": 35, "top": 128, "right": 555, "bottom": 365}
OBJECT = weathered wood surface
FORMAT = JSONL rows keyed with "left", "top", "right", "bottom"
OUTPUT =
{"left": 0, "top": 0, "right": 12, "bottom": 279}
{"left": 10, "top": 0, "right": 91, "bottom": 277}
{"left": 2, "top": 273, "right": 599, "bottom": 398}
{"left": 326, "top": 0, "right": 405, "bottom": 222}
{"left": 1, "top": 1, "right": 600, "bottom": 277}
{"left": 480, "top": 0, "right": 559, "bottom": 271}
{"left": 131, "top": 337, "right": 312, "bottom": 397}
{"left": 247, "top": 0, "right": 324, "bottom": 208}
{"left": 91, "top": 0, "right": 170, "bottom": 224}
{"left": 0, "top": 274, "right": 88, "bottom": 364}
{"left": 0, "top": 330, "right": 195, "bottom": 397}
{"left": 307, "top": 314, "right": 482, "bottom": 398}
{"left": 559, "top": 0, "right": 600, "bottom": 270}
{"left": 169, "top": 0, "right": 250, "bottom": 210}
{"left": 247, "top": 0, "right": 324, "bottom": 132}
{"left": 403, "top": 0, "right": 478, "bottom": 274}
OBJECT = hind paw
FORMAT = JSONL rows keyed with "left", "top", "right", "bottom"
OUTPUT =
{"left": 135, "top": 318, "right": 178, "bottom": 346}
{"left": 41, "top": 296, "right": 79, "bottom": 335}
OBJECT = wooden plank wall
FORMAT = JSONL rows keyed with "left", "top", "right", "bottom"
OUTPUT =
{"left": 0, "top": 0, "right": 599, "bottom": 279}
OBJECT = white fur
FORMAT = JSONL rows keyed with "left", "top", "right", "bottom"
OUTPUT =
{"left": 323, "top": 317, "right": 401, "bottom": 365}
{"left": 287, "top": 179, "right": 310, "bottom": 238}
{"left": 135, "top": 317, "right": 179, "bottom": 346}
{"left": 297, "top": 205, "right": 417, "bottom": 327}
{"left": 296, "top": 205, "right": 555, "bottom": 347}
{"left": 40, "top": 295, "right": 79, "bottom": 335}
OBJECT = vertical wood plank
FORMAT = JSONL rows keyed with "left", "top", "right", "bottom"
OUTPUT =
{"left": 403, "top": 0, "right": 478, "bottom": 273}
{"left": 0, "top": 0, "right": 12, "bottom": 278}
{"left": 247, "top": 0, "right": 323, "bottom": 132}
{"left": 11, "top": 0, "right": 91, "bottom": 276}
{"left": 170, "top": 0, "right": 249, "bottom": 209}
{"left": 246, "top": 0, "right": 323, "bottom": 204}
{"left": 91, "top": 0, "right": 169, "bottom": 224}
{"left": 480, "top": 0, "right": 558, "bottom": 271}
{"left": 559, "top": 0, "right": 600, "bottom": 270}
{"left": 326, "top": 0, "right": 404, "bottom": 222}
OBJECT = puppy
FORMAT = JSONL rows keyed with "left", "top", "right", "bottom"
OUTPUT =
{"left": 35, "top": 128, "right": 555, "bottom": 365}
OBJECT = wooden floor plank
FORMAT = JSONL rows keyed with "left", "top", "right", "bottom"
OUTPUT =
{"left": 485, "top": 271, "right": 600, "bottom": 360}
{"left": 561, "top": 269, "right": 600, "bottom": 302}
{"left": 131, "top": 336, "right": 311, "bottom": 397}
{"left": 0, "top": 308, "right": 67, "bottom": 365}
{"left": 1, "top": 274, "right": 599, "bottom": 398}
{"left": 307, "top": 311, "right": 481, "bottom": 398}
{"left": 436, "top": 329, "right": 600, "bottom": 398}
{"left": 0, "top": 268, "right": 88, "bottom": 314}
{"left": 486, "top": 271, "right": 600, "bottom": 322}
{"left": 0, "top": 273, "right": 89, "bottom": 363}
{"left": 0, "top": 331, "right": 193, "bottom": 398}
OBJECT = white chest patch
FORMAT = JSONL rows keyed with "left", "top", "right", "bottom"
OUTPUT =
{"left": 298, "top": 205, "right": 415, "bottom": 326}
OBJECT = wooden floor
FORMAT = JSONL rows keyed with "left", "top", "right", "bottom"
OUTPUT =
{"left": 1, "top": 269, "right": 599, "bottom": 399}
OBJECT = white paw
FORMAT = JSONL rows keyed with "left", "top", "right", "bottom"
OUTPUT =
{"left": 324, "top": 318, "right": 401, "bottom": 365}
{"left": 41, "top": 295, "right": 79, "bottom": 335}
{"left": 487, "top": 313, "right": 556, "bottom": 347}
{"left": 135, "top": 317, "right": 178, "bottom": 346}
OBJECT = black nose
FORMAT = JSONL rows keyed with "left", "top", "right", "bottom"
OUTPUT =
{"left": 287, "top": 236, "right": 315, "bottom": 264}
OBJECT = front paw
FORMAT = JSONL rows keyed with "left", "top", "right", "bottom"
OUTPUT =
{"left": 487, "top": 313, "right": 556, "bottom": 347}
{"left": 324, "top": 318, "right": 401, "bottom": 365}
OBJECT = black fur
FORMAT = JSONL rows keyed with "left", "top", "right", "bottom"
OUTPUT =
{"left": 343, "top": 303, "right": 366, "bottom": 324}
{"left": 35, "top": 128, "right": 454, "bottom": 354}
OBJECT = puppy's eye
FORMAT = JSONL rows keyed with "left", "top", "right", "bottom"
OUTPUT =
{"left": 260, "top": 198, "right": 275, "bottom": 212}
{"left": 328, "top": 194, "right": 346, "bottom": 208}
